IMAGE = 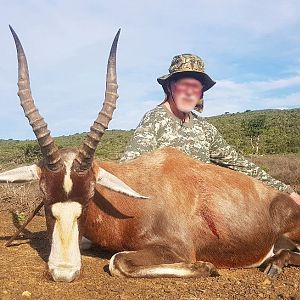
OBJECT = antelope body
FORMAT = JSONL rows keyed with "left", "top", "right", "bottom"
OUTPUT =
{"left": 2, "top": 26, "right": 300, "bottom": 283}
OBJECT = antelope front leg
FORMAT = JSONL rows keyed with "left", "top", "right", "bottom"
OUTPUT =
{"left": 109, "top": 245, "right": 219, "bottom": 278}
{"left": 264, "top": 249, "right": 300, "bottom": 276}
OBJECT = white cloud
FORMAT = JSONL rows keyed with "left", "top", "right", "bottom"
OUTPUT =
{"left": 203, "top": 76, "right": 300, "bottom": 116}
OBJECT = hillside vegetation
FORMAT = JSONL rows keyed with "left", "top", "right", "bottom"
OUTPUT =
{"left": 0, "top": 108, "right": 299, "bottom": 166}
{"left": 208, "top": 108, "right": 300, "bottom": 155}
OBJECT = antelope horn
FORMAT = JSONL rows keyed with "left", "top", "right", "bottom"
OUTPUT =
{"left": 9, "top": 26, "right": 63, "bottom": 171}
{"left": 74, "top": 29, "right": 121, "bottom": 172}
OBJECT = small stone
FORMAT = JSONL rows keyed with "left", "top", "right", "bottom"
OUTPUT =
{"left": 262, "top": 278, "right": 272, "bottom": 285}
{"left": 21, "top": 291, "right": 31, "bottom": 297}
{"left": 110, "top": 287, "right": 123, "bottom": 293}
{"left": 258, "top": 293, "right": 264, "bottom": 298}
{"left": 2, "top": 292, "right": 11, "bottom": 300}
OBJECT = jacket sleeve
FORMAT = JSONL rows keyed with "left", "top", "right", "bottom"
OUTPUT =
{"left": 208, "top": 123, "right": 294, "bottom": 194}
{"left": 120, "top": 111, "right": 157, "bottom": 162}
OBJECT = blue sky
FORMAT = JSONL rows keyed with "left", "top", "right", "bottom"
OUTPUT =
{"left": 0, "top": 0, "right": 300, "bottom": 140}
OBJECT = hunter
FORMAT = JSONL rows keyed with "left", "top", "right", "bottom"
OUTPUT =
{"left": 120, "top": 54, "right": 300, "bottom": 204}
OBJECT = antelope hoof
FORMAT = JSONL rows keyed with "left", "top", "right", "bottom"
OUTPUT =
{"left": 193, "top": 261, "right": 219, "bottom": 277}
{"left": 264, "top": 263, "right": 282, "bottom": 277}
{"left": 50, "top": 267, "right": 80, "bottom": 282}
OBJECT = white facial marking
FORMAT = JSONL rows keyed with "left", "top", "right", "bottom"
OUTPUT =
{"left": 246, "top": 245, "right": 274, "bottom": 268}
{"left": 48, "top": 201, "right": 82, "bottom": 282}
{"left": 63, "top": 153, "right": 77, "bottom": 195}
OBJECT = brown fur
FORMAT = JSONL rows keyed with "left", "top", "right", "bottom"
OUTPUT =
{"left": 74, "top": 147, "right": 298, "bottom": 268}
{"left": 33, "top": 146, "right": 300, "bottom": 277}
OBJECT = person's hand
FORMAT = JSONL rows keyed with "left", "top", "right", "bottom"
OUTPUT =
{"left": 290, "top": 192, "right": 300, "bottom": 206}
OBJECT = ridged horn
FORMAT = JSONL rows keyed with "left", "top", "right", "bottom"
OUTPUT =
{"left": 9, "top": 25, "right": 63, "bottom": 171}
{"left": 74, "top": 29, "right": 121, "bottom": 172}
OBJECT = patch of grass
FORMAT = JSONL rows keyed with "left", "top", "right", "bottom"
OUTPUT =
{"left": 0, "top": 130, "right": 134, "bottom": 165}
{"left": 207, "top": 108, "right": 300, "bottom": 155}
{"left": 249, "top": 154, "right": 300, "bottom": 191}
{"left": 0, "top": 108, "right": 299, "bottom": 169}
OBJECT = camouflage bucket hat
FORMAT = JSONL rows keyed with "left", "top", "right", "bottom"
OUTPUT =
{"left": 157, "top": 53, "right": 216, "bottom": 92}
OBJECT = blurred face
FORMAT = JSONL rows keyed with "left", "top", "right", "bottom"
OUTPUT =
{"left": 170, "top": 78, "right": 203, "bottom": 113}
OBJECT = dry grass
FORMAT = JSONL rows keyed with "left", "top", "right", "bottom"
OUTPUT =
{"left": 0, "top": 181, "right": 41, "bottom": 216}
{"left": 249, "top": 153, "right": 300, "bottom": 191}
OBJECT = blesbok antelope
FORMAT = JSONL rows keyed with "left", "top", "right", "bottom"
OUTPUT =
{"left": 1, "top": 26, "right": 300, "bottom": 283}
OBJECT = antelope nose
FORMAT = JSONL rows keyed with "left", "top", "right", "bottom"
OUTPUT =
{"left": 50, "top": 266, "right": 80, "bottom": 282}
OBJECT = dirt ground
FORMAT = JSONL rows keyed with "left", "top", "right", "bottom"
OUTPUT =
{"left": 1, "top": 207, "right": 300, "bottom": 300}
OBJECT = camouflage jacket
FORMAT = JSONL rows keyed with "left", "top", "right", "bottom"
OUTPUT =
{"left": 120, "top": 105, "right": 294, "bottom": 194}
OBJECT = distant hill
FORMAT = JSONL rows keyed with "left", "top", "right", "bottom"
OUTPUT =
{"left": 0, "top": 108, "right": 299, "bottom": 165}
{"left": 207, "top": 108, "right": 300, "bottom": 155}
{"left": 0, "top": 130, "right": 131, "bottom": 165}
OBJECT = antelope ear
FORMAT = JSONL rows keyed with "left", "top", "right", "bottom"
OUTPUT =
{"left": 95, "top": 168, "right": 149, "bottom": 199}
{"left": 0, "top": 164, "right": 41, "bottom": 183}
